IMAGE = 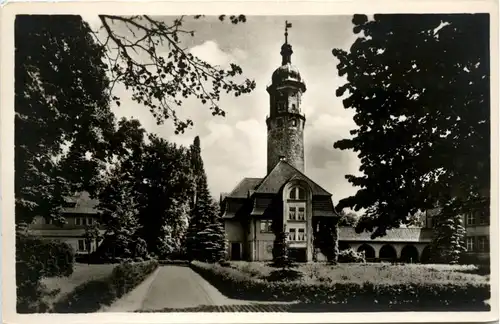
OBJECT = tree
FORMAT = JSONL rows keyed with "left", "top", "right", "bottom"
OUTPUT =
{"left": 272, "top": 226, "right": 290, "bottom": 267}
{"left": 92, "top": 15, "right": 255, "bottom": 133}
{"left": 15, "top": 15, "right": 114, "bottom": 312}
{"left": 407, "top": 210, "right": 426, "bottom": 227}
{"left": 185, "top": 172, "right": 219, "bottom": 261}
{"left": 196, "top": 214, "right": 227, "bottom": 263}
{"left": 96, "top": 118, "right": 146, "bottom": 260}
{"left": 185, "top": 137, "right": 221, "bottom": 261}
{"left": 15, "top": 15, "right": 115, "bottom": 226}
{"left": 332, "top": 14, "right": 490, "bottom": 238}
{"left": 139, "top": 135, "right": 193, "bottom": 255}
{"left": 338, "top": 210, "right": 359, "bottom": 227}
{"left": 429, "top": 203, "right": 466, "bottom": 264}
{"left": 83, "top": 221, "right": 103, "bottom": 263}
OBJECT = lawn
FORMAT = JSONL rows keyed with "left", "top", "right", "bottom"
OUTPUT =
{"left": 42, "top": 263, "right": 117, "bottom": 307}
{"left": 228, "top": 261, "right": 489, "bottom": 285}
{"left": 190, "top": 261, "right": 491, "bottom": 311}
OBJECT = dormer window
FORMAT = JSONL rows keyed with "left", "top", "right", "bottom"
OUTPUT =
{"left": 289, "top": 186, "right": 306, "bottom": 200}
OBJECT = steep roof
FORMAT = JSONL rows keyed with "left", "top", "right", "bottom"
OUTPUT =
{"left": 338, "top": 227, "right": 433, "bottom": 243}
{"left": 226, "top": 177, "right": 263, "bottom": 199}
{"left": 254, "top": 160, "right": 331, "bottom": 196}
{"left": 62, "top": 191, "right": 99, "bottom": 214}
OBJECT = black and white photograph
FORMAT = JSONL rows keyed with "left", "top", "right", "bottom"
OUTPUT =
{"left": 1, "top": 1, "right": 498, "bottom": 321}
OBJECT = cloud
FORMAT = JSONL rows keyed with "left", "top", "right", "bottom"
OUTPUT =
{"left": 189, "top": 40, "right": 245, "bottom": 68}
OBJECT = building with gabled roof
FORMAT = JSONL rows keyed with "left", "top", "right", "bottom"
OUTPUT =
{"left": 221, "top": 28, "right": 338, "bottom": 262}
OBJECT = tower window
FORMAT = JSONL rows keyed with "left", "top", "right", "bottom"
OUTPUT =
{"left": 292, "top": 104, "right": 297, "bottom": 110}
{"left": 291, "top": 119, "right": 297, "bottom": 127}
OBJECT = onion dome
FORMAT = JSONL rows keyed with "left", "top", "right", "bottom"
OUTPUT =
{"left": 270, "top": 42, "right": 306, "bottom": 91}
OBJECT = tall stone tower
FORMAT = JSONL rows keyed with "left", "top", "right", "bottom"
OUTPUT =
{"left": 266, "top": 22, "right": 306, "bottom": 174}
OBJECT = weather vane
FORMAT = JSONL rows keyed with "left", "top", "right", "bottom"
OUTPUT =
{"left": 284, "top": 20, "right": 292, "bottom": 44}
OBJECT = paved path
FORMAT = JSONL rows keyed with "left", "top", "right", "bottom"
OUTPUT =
{"left": 103, "top": 265, "right": 245, "bottom": 312}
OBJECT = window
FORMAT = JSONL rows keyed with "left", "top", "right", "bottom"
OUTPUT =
{"left": 289, "top": 207, "right": 296, "bottom": 220}
{"left": 298, "top": 188, "right": 305, "bottom": 200}
{"left": 479, "top": 211, "right": 488, "bottom": 225}
{"left": 298, "top": 207, "right": 305, "bottom": 220}
{"left": 466, "top": 212, "right": 475, "bottom": 226}
{"left": 75, "top": 218, "right": 81, "bottom": 226}
{"left": 260, "top": 220, "right": 273, "bottom": 233}
{"left": 477, "top": 236, "right": 488, "bottom": 252}
{"left": 288, "top": 228, "right": 296, "bottom": 241}
{"left": 78, "top": 240, "right": 85, "bottom": 251}
{"left": 297, "top": 228, "right": 305, "bottom": 241}
{"left": 291, "top": 104, "right": 297, "bottom": 111}
{"left": 85, "top": 240, "right": 91, "bottom": 252}
{"left": 291, "top": 118, "right": 297, "bottom": 127}
{"left": 466, "top": 236, "right": 475, "bottom": 251}
{"left": 289, "top": 187, "right": 306, "bottom": 200}
{"left": 86, "top": 217, "right": 93, "bottom": 226}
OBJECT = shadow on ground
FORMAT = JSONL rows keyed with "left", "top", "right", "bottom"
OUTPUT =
{"left": 52, "top": 278, "right": 115, "bottom": 313}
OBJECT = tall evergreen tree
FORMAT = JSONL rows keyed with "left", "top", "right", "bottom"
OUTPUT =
{"left": 184, "top": 137, "right": 226, "bottom": 262}
{"left": 429, "top": 204, "right": 466, "bottom": 264}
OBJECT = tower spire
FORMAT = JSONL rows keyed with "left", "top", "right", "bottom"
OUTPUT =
{"left": 284, "top": 20, "right": 292, "bottom": 44}
{"left": 281, "top": 21, "right": 293, "bottom": 65}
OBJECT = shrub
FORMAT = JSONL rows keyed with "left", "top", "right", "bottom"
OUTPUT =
{"left": 53, "top": 260, "right": 158, "bottom": 313}
{"left": 267, "top": 269, "right": 303, "bottom": 282}
{"left": 190, "top": 261, "right": 490, "bottom": 311}
{"left": 16, "top": 234, "right": 74, "bottom": 313}
{"left": 338, "top": 248, "right": 366, "bottom": 263}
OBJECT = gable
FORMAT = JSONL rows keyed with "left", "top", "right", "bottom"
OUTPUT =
{"left": 254, "top": 161, "right": 331, "bottom": 196}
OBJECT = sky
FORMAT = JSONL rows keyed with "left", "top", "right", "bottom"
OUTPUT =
{"left": 83, "top": 15, "right": 362, "bottom": 205}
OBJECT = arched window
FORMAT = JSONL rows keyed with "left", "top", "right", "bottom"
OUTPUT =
{"left": 289, "top": 187, "right": 306, "bottom": 200}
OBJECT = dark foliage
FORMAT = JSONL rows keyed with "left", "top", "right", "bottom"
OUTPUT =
{"left": 185, "top": 137, "right": 225, "bottom": 262}
{"left": 429, "top": 205, "right": 466, "bottom": 264}
{"left": 332, "top": 14, "right": 490, "bottom": 238}
{"left": 313, "top": 218, "right": 339, "bottom": 263}
{"left": 16, "top": 233, "right": 74, "bottom": 313}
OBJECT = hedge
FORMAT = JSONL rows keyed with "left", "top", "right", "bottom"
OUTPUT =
{"left": 53, "top": 259, "right": 158, "bottom": 313}
{"left": 190, "top": 261, "right": 490, "bottom": 311}
{"left": 16, "top": 234, "right": 75, "bottom": 313}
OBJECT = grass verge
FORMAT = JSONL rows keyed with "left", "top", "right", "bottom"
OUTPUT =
{"left": 52, "top": 260, "right": 159, "bottom": 313}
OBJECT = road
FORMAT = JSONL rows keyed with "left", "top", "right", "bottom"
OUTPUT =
{"left": 103, "top": 265, "right": 244, "bottom": 312}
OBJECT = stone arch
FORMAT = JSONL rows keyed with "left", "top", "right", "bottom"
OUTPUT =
{"left": 379, "top": 244, "right": 397, "bottom": 262}
{"left": 357, "top": 244, "right": 375, "bottom": 259}
{"left": 420, "top": 245, "right": 431, "bottom": 264}
{"left": 338, "top": 241, "right": 351, "bottom": 251}
{"left": 400, "top": 245, "right": 419, "bottom": 263}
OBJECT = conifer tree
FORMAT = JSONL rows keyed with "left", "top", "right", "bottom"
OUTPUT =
{"left": 197, "top": 214, "right": 227, "bottom": 262}
{"left": 429, "top": 205, "right": 466, "bottom": 264}
{"left": 185, "top": 172, "right": 219, "bottom": 261}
